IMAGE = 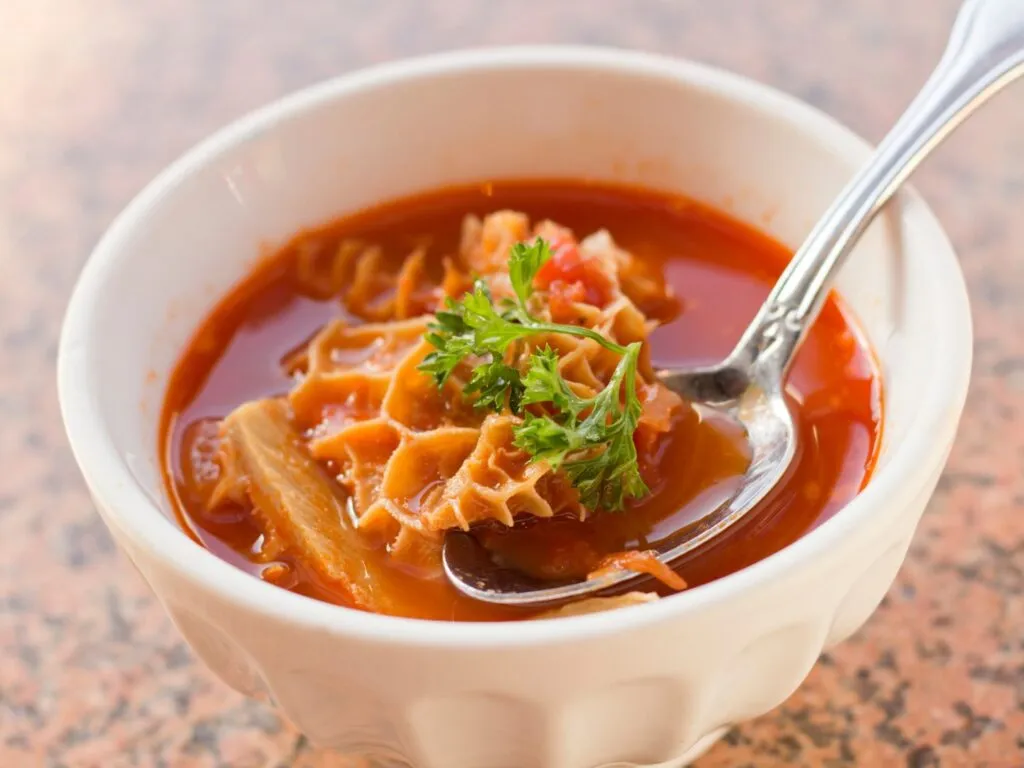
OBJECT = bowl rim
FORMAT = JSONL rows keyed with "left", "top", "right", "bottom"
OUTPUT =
{"left": 58, "top": 44, "right": 972, "bottom": 649}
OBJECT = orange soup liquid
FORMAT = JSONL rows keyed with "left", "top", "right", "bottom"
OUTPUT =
{"left": 161, "top": 181, "right": 882, "bottom": 621}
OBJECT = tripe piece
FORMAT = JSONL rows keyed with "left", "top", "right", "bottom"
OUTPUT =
{"left": 217, "top": 398, "right": 394, "bottom": 613}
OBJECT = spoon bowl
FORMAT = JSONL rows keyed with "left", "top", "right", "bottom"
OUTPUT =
{"left": 443, "top": 0, "right": 1024, "bottom": 607}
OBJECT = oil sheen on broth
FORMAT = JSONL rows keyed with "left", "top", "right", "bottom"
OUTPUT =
{"left": 161, "top": 180, "right": 882, "bottom": 622}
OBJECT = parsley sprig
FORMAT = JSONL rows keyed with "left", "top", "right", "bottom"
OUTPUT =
{"left": 514, "top": 344, "right": 648, "bottom": 510}
{"left": 418, "top": 236, "right": 648, "bottom": 511}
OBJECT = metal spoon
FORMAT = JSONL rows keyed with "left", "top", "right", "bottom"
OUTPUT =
{"left": 444, "top": 0, "right": 1024, "bottom": 607}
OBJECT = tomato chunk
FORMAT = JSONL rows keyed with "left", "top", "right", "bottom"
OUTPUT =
{"left": 535, "top": 236, "right": 614, "bottom": 307}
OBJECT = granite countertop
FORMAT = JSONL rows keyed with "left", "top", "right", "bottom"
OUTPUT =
{"left": 3, "top": 0, "right": 1024, "bottom": 765}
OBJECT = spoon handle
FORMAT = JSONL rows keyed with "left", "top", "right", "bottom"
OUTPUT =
{"left": 733, "top": 0, "right": 1024, "bottom": 383}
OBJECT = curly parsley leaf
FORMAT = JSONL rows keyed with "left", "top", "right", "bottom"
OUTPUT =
{"left": 512, "top": 412, "right": 584, "bottom": 467}
{"left": 508, "top": 237, "right": 552, "bottom": 311}
{"left": 464, "top": 360, "right": 525, "bottom": 413}
{"left": 419, "top": 307, "right": 475, "bottom": 387}
{"left": 520, "top": 346, "right": 586, "bottom": 415}
{"left": 419, "top": 280, "right": 530, "bottom": 389}
{"left": 513, "top": 342, "right": 647, "bottom": 511}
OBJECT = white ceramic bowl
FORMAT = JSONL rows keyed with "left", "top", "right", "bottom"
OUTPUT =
{"left": 58, "top": 47, "right": 972, "bottom": 768}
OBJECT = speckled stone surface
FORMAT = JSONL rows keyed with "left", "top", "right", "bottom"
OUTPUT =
{"left": 3, "top": 0, "right": 1024, "bottom": 765}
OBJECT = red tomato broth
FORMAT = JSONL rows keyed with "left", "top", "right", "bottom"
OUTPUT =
{"left": 161, "top": 180, "right": 882, "bottom": 621}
